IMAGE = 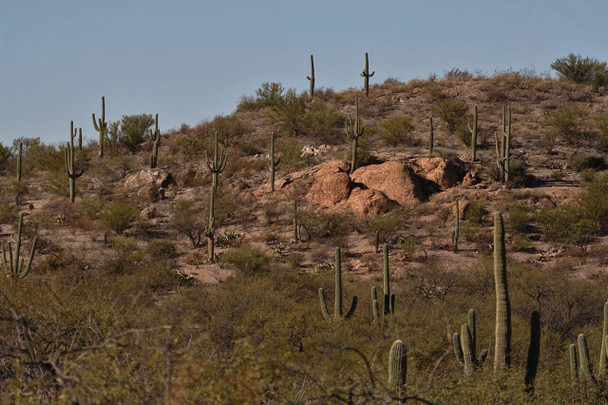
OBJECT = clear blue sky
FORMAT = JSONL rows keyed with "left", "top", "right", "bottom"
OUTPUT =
{"left": 1, "top": 0, "right": 607, "bottom": 146}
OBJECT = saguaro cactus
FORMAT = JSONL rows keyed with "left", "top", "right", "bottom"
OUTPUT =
{"left": 600, "top": 302, "right": 608, "bottom": 376}
{"left": 468, "top": 106, "right": 478, "bottom": 161}
{"left": 2, "top": 213, "right": 37, "bottom": 279}
{"left": 578, "top": 334, "right": 596, "bottom": 383}
{"left": 78, "top": 128, "right": 83, "bottom": 151}
{"left": 16, "top": 142, "right": 22, "bottom": 183}
{"left": 205, "top": 186, "right": 216, "bottom": 262}
{"left": 569, "top": 343, "right": 579, "bottom": 382}
{"left": 495, "top": 106, "right": 511, "bottom": 185}
{"left": 453, "top": 309, "right": 488, "bottom": 376}
{"left": 429, "top": 117, "right": 434, "bottom": 157}
{"left": 292, "top": 199, "right": 300, "bottom": 242}
{"left": 372, "top": 244, "right": 395, "bottom": 320}
{"left": 319, "top": 247, "right": 357, "bottom": 321}
{"left": 205, "top": 131, "right": 228, "bottom": 190}
{"left": 65, "top": 121, "right": 84, "bottom": 203}
{"left": 388, "top": 340, "right": 407, "bottom": 397}
{"left": 345, "top": 96, "right": 364, "bottom": 174}
{"left": 150, "top": 114, "right": 161, "bottom": 168}
{"left": 307, "top": 54, "right": 315, "bottom": 98}
{"left": 525, "top": 311, "right": 541, "bottom": 393}
{"left": 267, "top": 132, "right": 281, "bottom": 192}
{"left": 452, "top": 199, "right": 459, "bottom": 253}
{"left": 493, "top": 212, "right": 511, "bottom": 371}
{"left": 92, "top": 96, "right": 107, "bottom": 158}
{"left": 360, "top": 52, "right": 375, "bottom": 97}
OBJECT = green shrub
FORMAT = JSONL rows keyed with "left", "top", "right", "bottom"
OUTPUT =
{"left": 465, "top": 200, "right": 486, "bottom": 225}
{"left": 302, "top": 101, "right": 345, "bottom": 142}
{"left": 175, "top": 134, "right": 208, "bottom": 161}
{"left": 506, "top": 201, "right": 531, "bottom": 233}
{"left": 299, "top": 209, "right": 348, "bottom": 238}
{"left": 544, "top": 103, "right": 590, "bottom": 147}
{"left": 432, "top": 99, "right": 469, "bottom": 134}
{"left": 145, "top": 240, "right": 178, "bottom": 262}
{"left": 212, "top": 114, "right": 246, "bottom": 146}
{"left": 551, "top": 53, "right": 608, "bottom": 89}
{"left": 100, "top": 201, "right": 139, "bottom": 235}
{"left": 568, "top": 154, "right": 606, "bottom": 172}
{"left": 116, "top": 114, "right": 156, "bottom": 152}
{"left": 508, "top": 159, "right": 529, "bottom": 187}
{"left": 237, "top": 82, "right": 285, "bottom": 111}
{"left": 271, "top": 89, "right": 307, "bottom": 136}
{"left": 170, "top": 200, "right": 205, "bottom": 247}
{"left": 367, "top": 212, "right": 402, "bottom": 236}
{"left": 376, "top": 115, "right": 415, "bottom": 146}
{"left": 216, "top": 231, "right": 244, "bottom": 248}
{"left": 276, "top": 138, "right": 306, "bottom": 169}
{"left": 77, "top": 196, "right": 105, "bottom": 219}
{"left": 222, "top": 243, "right": 269, "bottom": 273}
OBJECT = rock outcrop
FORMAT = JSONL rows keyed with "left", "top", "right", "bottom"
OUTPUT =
{"left": 351, "top": 161, "right": 425, "bottom": 207}
{"left": 306, "top": 160, "right": 352, "bottom": 207}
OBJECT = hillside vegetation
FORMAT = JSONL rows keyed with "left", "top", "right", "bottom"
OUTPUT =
{"left": 3, "top": 56, "right": 608, "bottom": 403}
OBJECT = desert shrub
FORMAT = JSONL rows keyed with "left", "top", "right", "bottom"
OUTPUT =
{"left": 237, "top": 82, "right": 285, "bottom": 111}
{"left": 100, "top": 201, "right": 139, "bottom": 235}
{"left": 0, "top": 142, "right": 12, "bottom": 173}
{"left": 376, "top": 115, "right": 415, "bottom": 146}
{"left": 443, "top": 68, "right": 473, "bottom": 81}
{"left": 175, "top": 134, "right": 208, "bottom": 161}
{"left": 299, "top": 210, "right": 348, "bottom": 238}
{"left": 536, "top": 203, "right": 598, "bottom": 250}
{"left": 568, "top": 154, "right": 606, "bottom": 172}
{"left": 0, "top": 203, "right": 16, "bottom": 225}
{"left": 222, "top": 243, "right": 269, "bottom": 273}
{"left": 170, "top": 200, "right": 205, "bottom": 247}
{"left": 465, "top": 200, "right": 487, "bottom": 225}
{"left": 271, "top": 88, "right": 307, "bottom": 136}
{"left": 578, "top": 173, "right": 608, "bottom": 234}
{"left": 551, "top": 53, "right": 608, "bottom": 89}
{"left": 212, "top": 114, "right": 246, "bottom": 146}
{"left": 508, "top": 159, "right": 529, "bottom": 187}
{"left": 594, "top": 113, "right": 608, "bottom": 152}
{"left": 367, "top": 212, "right": 402, "bottom": 236}
{"left": 432, "top": 99, "right": 469, "bottom": 134}
{"left": 276, "top": 138, "right": 306, "bottom": 169}
{"left": 506, "top": 201, "right": 531, "bottom": 233}
{"left": 302, "top": 101, "right": 345, "bottom": 142}
{"left": 145, "top": 240, "right": 178, "bottom": 263}
{"left": 77, "top": 196, "right": 105, "bottom": 219}
{"left": 544, "top": 103, "right": 590, "bottom": 148}
{"left": 116, "top": 114, "right": 155, "bottom": 152}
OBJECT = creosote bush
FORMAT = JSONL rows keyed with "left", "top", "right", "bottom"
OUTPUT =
{"left": 376, "top": 115, "right": 415, "bottom": 146}
{"left": 100, "top": 201, "right": 139, "bottom": 235}
{"left": 551, "top": 53, "right": 608, "bottom": 89}
{"left": 432, "top": 99, "right": 469, "bottom": 134}
{"left": 544, "top": 103, "right": 590, "bottom": 148}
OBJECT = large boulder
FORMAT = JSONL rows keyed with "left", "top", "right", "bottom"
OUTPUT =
{"left": 411, "top": 157, "right": 465, "bottom": 189}
{"left": 347, "top": 188, "right": 395, "bottom": 215}
{"left": 123, "top": 168, "right": 176, "bottom": 199}
{"left": 306, "top": 160, "right": 352, "bottom": 207}
{"left": 351, "top": 161, "right": 425, "bottom": 207}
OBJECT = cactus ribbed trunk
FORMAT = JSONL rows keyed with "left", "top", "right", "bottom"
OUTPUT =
{"left": 504, "top": 107, "right": 511, "bottom": 187}
{"left": 600, "top": 302, "right": 608, "bottom": 376}
{"left": 307, "top": 54, "right": 315, "bottom": 98}
{"left": 388, "top": 340, "right": 407, "bottom": 397}
{"left": 471, "top": 106, "right": 478, "bottom": 161}
{"left": 452, "top": 199, "right": 459, "bottom": 253}
{"left": 207, "top": 186, "right": 215, "bottom": 262}
{"left": 429, "top": 117, "right": 434, "bottom": 157}
{"left": 569, "top": 343, "right": 579, "bottom": 381}
{"left": 360, "top": 52, "right": 375, "bottom": 97}
{"left": 92, "top": 96, "right": 106, "bottom": 158}
{"left": 493, "top": 212, "right": 511, "bottom": 371}
{"left": 578, "top": 334, "right": 596, "bottom": 383}
{"left": 525, "top": 311, "right": 541, "bottom": 392}
{"left": 383, "top": 244, "right": 392, "bottom": 315}
{"left": 17, "top": 142, "right": 22, "bottom": 183}
{"left": 334, "top": 247, "right": 342, "bottom": 318}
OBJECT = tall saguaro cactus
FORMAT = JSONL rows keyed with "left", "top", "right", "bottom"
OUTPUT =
{"left": 372, "top": 244, "right": 395, "bottom": 320}
{"left": 452, "top": 199, "right": 459, "bottom": 253}
{"left": 599, "top": 302, "right": 608, "bottom": 376}
{"left": 205, "top": 131, "right": 228, "bottom": 190}
{"left": 16, "top": 142, "right": 22, "bottom": 183}
{"left": 495, "top": 106, "right": 511, "bottom": 185}
{"left": 2, "top": 213, "right": 37, "bottom": 279}
{"left": 92, "top": 96, "right": 107, "bottom": 158}
{"left": 360, "top": 52, "right": 375, "bottom": 97}
{"left": 204, "top": 132, "right": 227, "bottom": 262}
{"left": 428, "top": 117, "right": 434, "bottom": 157}
{"left": 319, "top": 247, "right": 357, "bottom": 321}
{"left": 388, "top": 340, "right": 407, "bottom": 397}
{"left": 267, "top": 132, "right": 281, "bottom": 192}
{"left": 493, "top": 212, "right": 511, "bottom": 371}
{"left": 578, "top": 334, "right": 596, "bottom": 383}
{"left": 345, "top": 97, "right": 364, "bottom": 174}
{"left": 65, "top": 121, "right": 84, "bottom": 203}
{"left": 150, "top": 114, "right": 161, "bottom": 168}
{"left": 468, "top": 106, "right": 478, "bottom": 161}
{"left": 525, "top": 311, "right": 541, "bottom": 393}
{"left": 307, "top": 54, "right": 315, "bottom": 98}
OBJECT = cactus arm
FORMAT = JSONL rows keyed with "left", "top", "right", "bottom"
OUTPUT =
{"left": 429, "top": 117, "right": 434, "bottom": 157}
{"left": 578, "top": 334, "right": 596, "bottom": 383}
{"left": 452, "top": 199, "right": 459, "bottom": 253}
{"left": 334, "top": 247, "right": 342, "bottom": 318}
{"left": 371, "top": 286, "right": 379, "bottom": 320}
{"left": 460, "top": 324, "right": 474, "bottom": 377}
{"left": 343, "top": 296, "right": 357, "bottom": 320}
{"left": 602, "top": 304, "right": 608, "bottom": 376}
{"left": 467, "top": 309, "right": 477, "bottom": 362}
{"left": 569, "top": 343, "right": 579, "bottom": 381}
{"left": 318, "top": 288, "right": 331, "bottom": 321}
{"left": 493, "top": 212, "right": 511, "bottom": 370}
{"left": 453, "top": 332, "right": 464, "bottom": 364}
{"left": 383, "top": 244, "right": 392, "bottom": 315}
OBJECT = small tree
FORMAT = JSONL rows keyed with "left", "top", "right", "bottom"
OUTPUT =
{"left": 100, "top": 201, "right": 139, "bottom": 235}
{"left": 119, "top": 114, "right": 155, "bottom": 152}
{"left": 551, "top": 53, "right": 608, "bottom": 89}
